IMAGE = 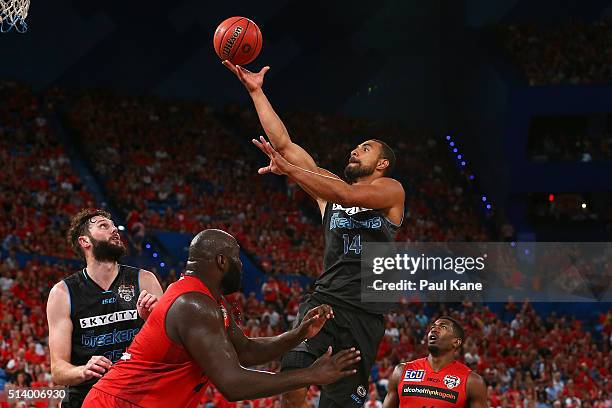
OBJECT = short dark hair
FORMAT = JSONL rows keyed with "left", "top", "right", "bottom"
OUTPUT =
{"left": 67, "top": 209, "right": 111, "bottom": 259}
{"left": 372, "top": 139, "right": 396, "bottom": 176}
{"left": 437, "top": 315, "right": 465, "bottom": 342}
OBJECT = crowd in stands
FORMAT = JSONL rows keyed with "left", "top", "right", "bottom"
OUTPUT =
{"left": 500, "top": 19, "right": 612, "bottom": 86}
{"left": 66, "top": 92, "right": 489, "bottom": 278}
{"left": 2, "top": 83, "right": 610, "bottom": 406}
{"left": 2, "top": 253, "right": 610, "bottom": 407}
{"left": 528, "top": 115, "right": 612, "bottom": 163}
{"left": 0, "top": 81, "right": 96, "bottom": 260}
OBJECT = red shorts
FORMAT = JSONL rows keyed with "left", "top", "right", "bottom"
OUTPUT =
{"left": 82, "top": 388, "right": 141, "bottom": 408}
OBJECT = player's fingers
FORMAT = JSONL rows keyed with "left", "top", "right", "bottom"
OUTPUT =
{"left": 87, "top": 363, "right": 107, "bottom": 375}
{"left": 258, "top": 166, "right": 271, "bottom": 174}
{"left": 139, "top": 294, "right": 153, "bottom": 308}
{"left": 336, "top": 350, "right": 361, "bottom": 366}
{"left": 84, "top": 369, "right": 103, "bottom": 379}
{"left": 222, "top": 60, "right": 238, "bottom": 74}
{"left": 319, "top": 304, "right": 332, "bottom": 317}
{"left": 333, "top": 348, "right": 356, "bottom": 361}
{"left": 144, "top": 295, "right": 157, "bottom": 309}
{"left": 260, "top": 66, "right": 271, "bottom": 75}
{"left": 252, "top": 139, "right": 268, "bottom": 154}
{"left": 95, "top": 356, "right": 113, "bottom": 367}
{"left": 339, "top": 368, "right": 358, "bottom": 377}
{"left": 137, "top": 290, "right": 148, "bottom": 303}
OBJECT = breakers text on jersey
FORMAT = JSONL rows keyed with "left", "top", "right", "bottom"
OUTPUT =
{"left": 82, "top": 328, "right": 140, "bottom": 348}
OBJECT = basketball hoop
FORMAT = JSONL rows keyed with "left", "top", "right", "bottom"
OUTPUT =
{"left": 0, "top": 0, "right": 30, "bottom": 33}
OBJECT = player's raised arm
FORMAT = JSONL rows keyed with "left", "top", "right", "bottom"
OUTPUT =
{"left": 222, "top": 61, "right": 321, "bottom": 174}
{"left": 382, "top": 363, "right": 404, "bottom": 408}
{"left": 254, "top": 137, "right": 405, "bottom": 214}
{"left": 228, "top": 304, "right": 334, "bottom": 366}
{"left": 169, "top": 293, "right": 360, "bottom": 402}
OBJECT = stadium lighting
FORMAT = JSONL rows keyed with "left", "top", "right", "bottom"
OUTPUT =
{"left": 581, "top": 203, "right": 587, "bottom": 209}
{"left": 153, "top": 252, "right": 158, "bottom": 258}
{"left": 118, "top": 225, "right": 125, "bottom": 231}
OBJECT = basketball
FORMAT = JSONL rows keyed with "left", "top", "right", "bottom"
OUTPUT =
{"left": 213, "top": 17, "right": 262, "bottom": 65}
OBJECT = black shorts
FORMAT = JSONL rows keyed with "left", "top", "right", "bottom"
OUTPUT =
{"left": 280, "top": 294, "right": 385, "bottom": 407}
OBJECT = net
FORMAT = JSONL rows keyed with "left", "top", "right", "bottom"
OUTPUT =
{"left": 0, "top": 0, "right": 30, "bottom": 33}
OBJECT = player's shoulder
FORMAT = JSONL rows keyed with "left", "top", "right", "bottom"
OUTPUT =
{"left": 48, "top": 280, "right": 69, "bottom": 298}
{"left": 373, "top": 176, "right": 403, "bottom": 187}
{"left": 454, "top": 359, "right": 473, "bottom": 374}
{"left": 404, "top": 356, "right": 427, "bottom": 367}
{"left": 171, "top": 291, "right": 222, "bottom": 320}
{"left": 47, "top": 280, "right": 71, "bottom": 314}
{"left": 467, "top": 370, "right": 484, "bottom": 384}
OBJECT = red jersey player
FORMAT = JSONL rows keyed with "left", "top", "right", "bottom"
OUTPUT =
{"left": 383, "top": 316, "right": 487, "bottom": 408}
{"left": 82, "top": 229, "right": 361, "bottom": 408}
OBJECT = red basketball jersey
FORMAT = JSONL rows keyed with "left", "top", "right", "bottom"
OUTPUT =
{"left": 398, "top": 357, "right": 471, "bottom": 407}
{"left": 91, "top": 275, "right": 230, "bottom": 408}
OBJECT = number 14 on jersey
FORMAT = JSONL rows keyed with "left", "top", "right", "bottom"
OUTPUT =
{"left": 342, "top": 234, "right": 362, "bottom": 255}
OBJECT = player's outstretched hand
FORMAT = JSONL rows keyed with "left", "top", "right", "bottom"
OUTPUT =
{"left": 252, "top": 135, "right": 291, "bottom": 175}
{"left": 309, "top": 347, "right": 360, "bottom": 385}
{"left": 137, "top": 289, "right": 158, "bottom": 321}
{"left": 222, "top": 60, "right": 270, "bottom": 93}
{"left": 81, "top": 355, "right": 112, "bottom": 380}
{"left": 297, "top": 304, "right": 334, "bottom": 339}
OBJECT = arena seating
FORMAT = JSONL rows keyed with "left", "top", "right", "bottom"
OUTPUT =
{"left": 499, "top": 20, "right": 612, "bottom": 86}
{"left": 0, "top": 82, "right": 610, "bottom": 406}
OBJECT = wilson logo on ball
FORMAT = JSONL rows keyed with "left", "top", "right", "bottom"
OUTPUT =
{"left": 222, "top": 26, "right": 243, "bottom": 57}
{"left": 213, "top": 16, "right": 263, "bottom": 65}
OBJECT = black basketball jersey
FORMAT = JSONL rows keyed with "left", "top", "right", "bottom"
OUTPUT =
{"left": 62, "top": 264, "right": 143, "bottom": 406}
{"left": 314, "top": 202, "right": 400, "bottom": 314}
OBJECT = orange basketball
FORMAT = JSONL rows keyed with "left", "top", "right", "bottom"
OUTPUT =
{"left": 213, "top": 17, "right": 263, "bottom": 66}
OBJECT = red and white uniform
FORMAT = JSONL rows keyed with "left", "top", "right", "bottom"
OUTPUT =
{"left": 398, "top": 357, "right": 471, "bottom": 407}
{"left": 83, "top": 276, "right": 230, "bottom": 408}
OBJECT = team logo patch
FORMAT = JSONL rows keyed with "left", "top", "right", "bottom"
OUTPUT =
{"left": 118, "top": 284, "right": 135, "bottom": 302}
{"left": 356, "top": 385, "right": 367, "bottom": 398}
{"left": 403, "top": 369, "right": 426, "bottom": 382}
{"left": 443, "top": 375, "right": 461, "bottom": 389}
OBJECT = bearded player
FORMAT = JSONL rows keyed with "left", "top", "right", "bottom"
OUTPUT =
{"left": 83, "top": 229, "right": 361, "bottom": 407}
{"left": 383, "top": 317, "right": 487, "bottom": 407}
{"left": 225, "top": 61, "right": 405, "bottom": 408}
{"left": 46, "top": 209, "right": 163, "bottom": 407}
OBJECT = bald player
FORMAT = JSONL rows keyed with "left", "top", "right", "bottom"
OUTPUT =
{"left": 383, "top": 317, "right": 487, "bottom": 408}
{"left": 83, "top": 229, "right": 361, "bottom": 407}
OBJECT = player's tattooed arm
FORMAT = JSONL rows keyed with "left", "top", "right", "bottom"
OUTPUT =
{"left": 382, "top": 363, "right": 404, "bottom": 408}
{"left": 466, "top": 372, "right": 488, "bottom": 408}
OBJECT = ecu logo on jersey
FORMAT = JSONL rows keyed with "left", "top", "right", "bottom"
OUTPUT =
{"left": 403, "top": 369, "right": 426, "bottom": 382}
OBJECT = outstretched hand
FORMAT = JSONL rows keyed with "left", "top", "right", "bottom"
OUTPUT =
{"left": 297, "top": 304, "right": 334, "bottom": 339}
{"left": 222, "top": 60, "right": 270, "bottom": 93}
{"left": 252, "top": 136, "right": 292, "bottom": 175}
